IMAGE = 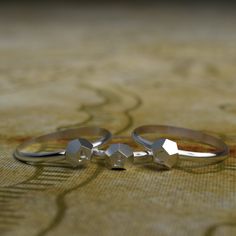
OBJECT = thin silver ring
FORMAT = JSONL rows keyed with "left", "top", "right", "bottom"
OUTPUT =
{"left": 132, "top": 125, "right": 229, "bottom": 163}
{"left": 14, "top": 127, "right": 112, "bottom": 164}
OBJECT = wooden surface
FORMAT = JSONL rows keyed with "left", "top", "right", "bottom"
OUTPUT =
{"left": 0, "top": 4, "right": 236, "bottom": 236}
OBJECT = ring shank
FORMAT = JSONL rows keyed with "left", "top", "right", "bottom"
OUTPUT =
{"left": 132, "top": 125, "right": 229, "bottom": 162}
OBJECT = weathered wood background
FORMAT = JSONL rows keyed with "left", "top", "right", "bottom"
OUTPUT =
{"left": 0, "top": 4, "right": 236, "bottom": 236}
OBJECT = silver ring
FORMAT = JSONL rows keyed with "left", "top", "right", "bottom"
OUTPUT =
{"left": 132, "top": 125, "right": 229, "bottom": 168}
{"left": 14, "top": 127, "right": 112, "bottom": 167}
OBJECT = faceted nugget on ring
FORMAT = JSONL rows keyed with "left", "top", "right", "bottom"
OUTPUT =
{"left": 151, "top": 138, "right": 179, "bottom": 168}
{"left": 105, "top": 143, "right": 134, "bottom": 170}
{"left": 65, "top": 138, "right": 93, "bottom": 167}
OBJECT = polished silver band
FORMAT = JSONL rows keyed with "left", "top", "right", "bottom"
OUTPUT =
{"left": 132, "top": 125, "right": 229, "bottom": 163}
{"left": 14, "top": 127, "right": 112, "bottom": 165}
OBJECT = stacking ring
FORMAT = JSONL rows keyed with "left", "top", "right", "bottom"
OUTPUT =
{"left": 14, "top": 125, "right": 229, "bottom": 170}
{"left": 132, "top": 125, "right": 229, "bottom": 168}
{"left": 14, "top": 127, "right": 112, "bottom": 167}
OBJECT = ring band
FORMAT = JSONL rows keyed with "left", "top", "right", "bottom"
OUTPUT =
{"left": 132, "top": 125, "right": 229, "bottom": 168}
{"left": 14, "top": 127, "right": 112, "bottom": 167}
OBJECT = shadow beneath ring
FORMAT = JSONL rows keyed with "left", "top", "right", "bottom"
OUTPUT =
{"left": 134, "top": 158, "right": 236, "bottom": 174}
